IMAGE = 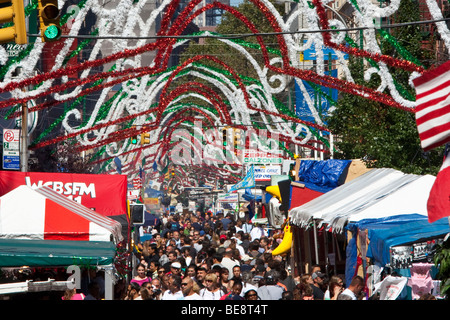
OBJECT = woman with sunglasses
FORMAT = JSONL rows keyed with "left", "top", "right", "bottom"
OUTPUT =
{"left": 244, "top": 289, "right": 259, "bottom": 300}
{"left": 199, "top": 273, "right": 226, "bottom": 300}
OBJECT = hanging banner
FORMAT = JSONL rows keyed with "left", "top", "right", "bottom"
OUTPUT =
{"left": 0, "top": 171, "right": 127, "bottom": 216}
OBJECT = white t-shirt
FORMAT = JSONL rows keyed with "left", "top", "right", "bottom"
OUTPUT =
{"left": 199, "top": 288, "right": 226, "bottom": 300}
{"left": 184, "top": 293, "right": 202, "bottom": 300}
{"left": 250, "top": 227, "right": 264, "bottom": 240}
{"left": 339, "top": 288, "right": 357, "bottom": 300}
{"left": 161, "top": 290, "right": 184, "bottom": 300}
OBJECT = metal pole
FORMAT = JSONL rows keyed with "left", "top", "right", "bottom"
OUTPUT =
{"left": 20, "top": 101, "right": 28, "bottom": 172}
{"left": 313, "top": 220, "right": 319, "bottom": 265}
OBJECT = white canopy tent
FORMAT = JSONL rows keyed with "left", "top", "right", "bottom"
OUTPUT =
{"left": 334, "top": 174, "right": 435, "bottom": 226}
{"left": 289, "top": 168, "right": 433, "bottom": 233}
{"left": 0, "top": 185, "right": 123, "bottom": 242}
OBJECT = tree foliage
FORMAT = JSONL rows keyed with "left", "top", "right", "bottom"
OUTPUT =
{"left": 30, "top": 140, "right": 95, "bottom": 173}
{"left": 327, "top": 0, "right": 444, "bottom": 175}
{"left": 434, "top": 236, "right": 450, "bottom": 300}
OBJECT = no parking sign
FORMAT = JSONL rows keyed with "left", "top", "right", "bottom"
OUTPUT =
{"left": 2, "top": 129, "right": 20, "bottom": 170}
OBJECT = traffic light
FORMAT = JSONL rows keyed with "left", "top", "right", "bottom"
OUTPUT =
{"left": 0, "top": 0, "right": 27, "bottom": 45}
{"left": 171, "top": 168, "right": 175, "bottom": 176}
{"left": 129, "top": 125, "right": 138, "bottom": 144}
{"left": 129, "top": 203, "right": 145, "bottom": 225}
{"left": 37, "top": 0, "right": 61, "bottom": 42}
{"left": 141, "top": 132, "right": 150, "bottom": 145}
{"left": 222, "top": 127, "right": 228, "bottom": 147}
{"left": 233, "top": 129, "right": 242, "bottom": 150}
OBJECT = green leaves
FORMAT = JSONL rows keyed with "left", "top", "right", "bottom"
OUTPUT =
{"left": 434, "top": 238, "right": 450, "bottom": 299}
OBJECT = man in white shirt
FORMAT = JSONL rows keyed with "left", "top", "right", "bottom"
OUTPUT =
{"left": 250, "top": 223, "right": 265, "bottom": 241}
{"left": 338, "top": 275, "right": 364, "bottom": 300}
{"left": 161, "top": 275, "right": 184, "bottom": 300}
{"left": 221, "top": 248, "right": 240, "bottom": 280}
{"left": 182, "top": 277, "right": 202, "bottom": 300}
{"left": 257, "top": 270, "right": 284, "bottom": 300}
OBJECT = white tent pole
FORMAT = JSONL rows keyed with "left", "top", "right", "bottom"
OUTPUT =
{"left": 104, "top": 265, "right": 114, "bottom": 300}
{"left": 313, "top": 220, "right": 319, "bottom": 265}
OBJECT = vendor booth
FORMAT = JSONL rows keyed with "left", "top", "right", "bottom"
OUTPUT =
{"left": 346, "top": 214, "right": 448, "bottom": 299}
{"left": 0, "top": 186, "right": 125, "bottom": 300}
{"left": 288, "top": 168, "right": 449, "bottom": 299}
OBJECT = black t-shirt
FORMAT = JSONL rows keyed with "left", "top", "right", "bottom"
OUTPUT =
{"left": 310, "top": 284, "right": 325, "bottom": 300}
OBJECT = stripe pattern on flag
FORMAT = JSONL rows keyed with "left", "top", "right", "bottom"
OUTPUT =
{"left": 413, "top": 61, "right": 450, "bottom": 151}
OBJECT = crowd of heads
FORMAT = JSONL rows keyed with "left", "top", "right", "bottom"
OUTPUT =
{"left": 116, "top": 209, "right": 362, "bottom": 301}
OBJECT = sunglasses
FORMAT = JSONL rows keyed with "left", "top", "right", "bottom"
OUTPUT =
{"left": 181, "top": 283, "right": 189, "bottom": 286}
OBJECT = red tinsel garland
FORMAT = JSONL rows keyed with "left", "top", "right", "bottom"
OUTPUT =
{"left": 0, "top": 0, "right": 422, "bottom": 157}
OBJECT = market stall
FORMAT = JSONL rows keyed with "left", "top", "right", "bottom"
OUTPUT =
{"left": 287, "top": 168, "right": 443, "bottom": 279}
{"left": 346, "top": 214, "right": 449, "bottom": 299}
{"left": 0, "top": 185, "right": 123, "bottom": 242}
{"left": 0, "top": 185, "right": 125, "bottom": 299}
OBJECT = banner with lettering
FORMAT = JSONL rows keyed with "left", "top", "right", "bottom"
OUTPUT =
{"left": 0, "top": 171, "right": 127, "bottom": 217}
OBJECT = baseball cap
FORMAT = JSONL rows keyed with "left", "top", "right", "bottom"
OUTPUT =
{"left": 312, "top": 272, "right": 325, "bottom": 279}
{"left": 171, "top": 262, "right": 181, "bottom": 269}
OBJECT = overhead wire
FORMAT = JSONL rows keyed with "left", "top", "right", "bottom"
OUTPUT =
{"left": 26, "top": 17, "right": 450, "bottom": 40}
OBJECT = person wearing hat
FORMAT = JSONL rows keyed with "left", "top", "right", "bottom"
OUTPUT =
{"left": 311, "top": 272, "right": 325, "bottom": 300}
{"left": 169, "top": 261, "right": 183, "bottom": 277}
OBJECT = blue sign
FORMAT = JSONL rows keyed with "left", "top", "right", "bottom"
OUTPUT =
{"left": 3, "top": 155, "right": 20, "bottom": 170}
{"left": 302, "top": 40, "right": 349, "bottom": 60}
{"left": 295, "top": 69, "right": 338, "bottom": 126}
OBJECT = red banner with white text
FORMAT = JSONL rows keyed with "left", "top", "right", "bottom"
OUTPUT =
{"left": 0, "top": 171, "right": 127, "bottom": 217}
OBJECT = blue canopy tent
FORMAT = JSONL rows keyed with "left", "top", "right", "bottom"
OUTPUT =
{"left": 345, "top": 214, "right": 449, "bottom": 286}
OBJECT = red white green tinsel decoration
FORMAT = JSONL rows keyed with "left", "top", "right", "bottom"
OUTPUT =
{"left": 0, "top": 0, "right": 447, "bottom": 183}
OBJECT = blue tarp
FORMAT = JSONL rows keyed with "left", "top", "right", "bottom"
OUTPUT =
{"left": 346, "top": 214, "right": 450, "bottom": 268}
{"left": 297, "top": 159, "right": 351, "bottom": 193}
{"left": 145, "top": 187, "right": 163, "bottom": 198}
{"left": 242, "top": 188, "right": 262, "bottom": 201}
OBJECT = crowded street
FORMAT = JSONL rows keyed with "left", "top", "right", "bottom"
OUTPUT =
{"left": 0, "top": 0, "right": 449, "bottom": 306}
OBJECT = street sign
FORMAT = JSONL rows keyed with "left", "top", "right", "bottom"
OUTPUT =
{"left": 243, "top": 150, "right": 283, "bottom": 165}
{"left": 218, "top": 193, "right": 239, "bottom": 203}
{"left": 302, "top": 40, "right": 349, "bottom": 61}
{"left": 254, "top": 165, "right": 281, "bottom": 182}
{"left": 3, "top": 129, "right": 20, "bottom": 170}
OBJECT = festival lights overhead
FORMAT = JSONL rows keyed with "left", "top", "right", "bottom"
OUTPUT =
{"left": 0, "top": 0, "right": 446, "bottom": 187}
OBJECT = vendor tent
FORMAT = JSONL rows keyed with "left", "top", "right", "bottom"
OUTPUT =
{"left": 289, "top": 168, "right": 425, "bottom": 232}
{"left": 0, "top": 239, "right": 116, "bottom": 267}
{"left": 346, "top": 214, "right": 450, "bottom": 267}
{"left": 335, "top": 175, "right": 435, "bottom": 226}
{"left": 0, "top": 185, "right": 123, "bottom": 243}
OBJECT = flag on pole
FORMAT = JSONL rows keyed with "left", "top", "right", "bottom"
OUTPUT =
{"left": 427, "top": 143, "right": 450, "bottom": 223}
{"left": 229, "top": 165, "right": 255, "bottom": 193}
{"left": 413, "top": 60, "right": 450, "bottom": 151}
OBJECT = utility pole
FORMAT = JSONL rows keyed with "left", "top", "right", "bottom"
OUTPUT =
{"left": 20, "top": 101, "right": 28, "bottom": 172}
{"left": 15, "top": 65, "right": 28, "bottom": 172}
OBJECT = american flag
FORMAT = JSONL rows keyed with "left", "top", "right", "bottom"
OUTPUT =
{"left": 427, "top": 143, "right": 450, "bottom": 223}
{"left": 413, "top": 61, "right": 450, "bottom": 151}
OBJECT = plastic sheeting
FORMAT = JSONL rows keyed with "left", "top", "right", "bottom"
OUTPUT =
{"left": 346, "top": 214, "right": 450, "bottom": 267}
{"left": 242, "top": 188, "right": 262, "bottom": 201}
{"left": 297, "top": 159, "right": 352, "bottom": 193}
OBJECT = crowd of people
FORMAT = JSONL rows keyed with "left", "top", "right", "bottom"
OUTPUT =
{"left": 113, "top": 209, "right": 363, "bottom": 301}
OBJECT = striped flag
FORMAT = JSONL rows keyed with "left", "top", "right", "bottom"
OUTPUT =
{"left": 413, "top": 61, "right": 450, "bottom": 151}
{"left": 427, "top": 144, "right": 450, "bottom": 223}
